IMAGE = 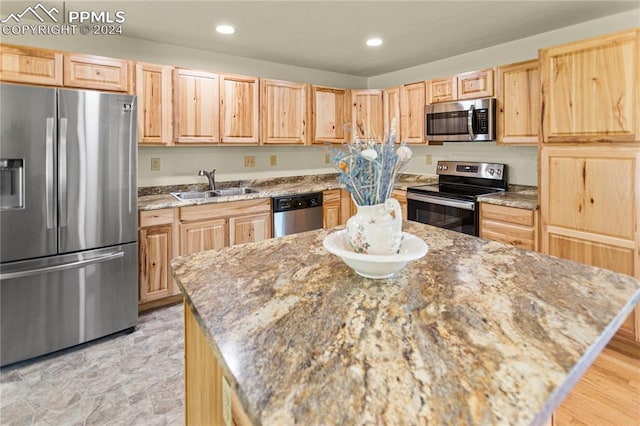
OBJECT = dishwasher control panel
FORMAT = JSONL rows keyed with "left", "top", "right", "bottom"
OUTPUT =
{"left": 273, "top": 192, "right": 323, "bottom": 212}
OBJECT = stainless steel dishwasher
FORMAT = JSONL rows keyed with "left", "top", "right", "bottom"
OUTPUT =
{"left": 273, "top": 192, "right": 323, "bottom": 237}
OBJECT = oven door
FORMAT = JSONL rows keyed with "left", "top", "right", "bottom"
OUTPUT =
{"left": 407, "top": 193, "right": 477, "bottom": 236}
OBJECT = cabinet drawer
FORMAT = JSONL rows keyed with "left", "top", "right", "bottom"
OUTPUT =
{"left": 323, "top": 189, "right": 341, "bottom": 203}
{"left": 139, "top": 209, "right": 175, "bottom": 227}
{"left": 481, "top": 203, "right": 534, "bottom": 227}
{"left": 481, "top": 220, "right": 535, "bottom": 250}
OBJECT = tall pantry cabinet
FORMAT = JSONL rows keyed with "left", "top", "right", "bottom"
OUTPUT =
{"left": 539, "top": 29, "right": 640, "bottom": 343}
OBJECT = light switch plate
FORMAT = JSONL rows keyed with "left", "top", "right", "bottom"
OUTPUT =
{"left": 151, "top": 158, "right": 161, "bottom": 171}
{"left": 425, "top": 154, "right": 433, "bottom": 165}
{"left": 244, "top": 156, "right": 255, "bottom": 167}
{"left": 270, "top": 155, "right": 277, "bottom": 166}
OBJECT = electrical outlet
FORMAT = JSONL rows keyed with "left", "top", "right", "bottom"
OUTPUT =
{"left": 324, "top": 153, "right": 331, "bottom": 164}
{"left": 151, "top": 158, "right": 161, "bottom": 171}
{"left": 425, "top": 154, "right": 433, "bottom": 165}
{"left": 244, "top": 156, "right": 255, "bottom": 167}
{"left": 222, "top": 377, "right": 231, "bottom": 426}
{"left": 270, "top": 155, "right": 277, "bottom": 166}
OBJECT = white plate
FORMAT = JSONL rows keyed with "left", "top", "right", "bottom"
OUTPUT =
{"left": 323, "top": 230, "right": 428, "bottom": 279}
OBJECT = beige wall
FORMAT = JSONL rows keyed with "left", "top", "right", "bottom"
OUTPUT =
{"left": 5, "top": 9, "right": 637, "bottom": 188}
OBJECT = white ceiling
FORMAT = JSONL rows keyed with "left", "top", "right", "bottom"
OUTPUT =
{"left": 3, "top": 1, "right": 639, "bottom": 76}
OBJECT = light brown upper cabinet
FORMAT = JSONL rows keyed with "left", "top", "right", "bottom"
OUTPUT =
{"left": 0, "top": 44, "right": 62, "bottom": 86}
{"left": 428, "top": 76, "right": 457, "bottom": 103}
{"left": 383, "top": 87, "right": 400, "bottom": 140}
{"left": 400, "top": 81, "right": 427, "bottom": 144}
{"left": 311, "top": 85, "right": 351, "bottom": 144}
{"left": 136, "top": 62, "right": 173, "bottom": 145}
{"left": 64, "top": 53, "right": 130, "bottom": 92}
{"left": 219, "top": 74, "right": 259, "bottom": 144}
{"left": 173, "top": 68, "right": 220, "bottom": 144}
{"left": 457, "top": 68, "right": 494, "bottom": 100}
{"left": 351, "top": 89, "right": 384, "bottom": 141}
{"left": 540, "top": 29, "right": 639, "bottom": 143}
{"left": 428, "top": 69, "right": 494, "bottom": 103}
{"left": 496, "top": 59, "right": 540, "bottom": 145}
{"left": 261, "top": 79, "right": 309, "bottom": 145}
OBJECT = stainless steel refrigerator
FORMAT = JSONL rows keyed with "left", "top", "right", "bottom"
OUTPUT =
{"left": 0, "top": 84, "right": 138, "bottom": 366}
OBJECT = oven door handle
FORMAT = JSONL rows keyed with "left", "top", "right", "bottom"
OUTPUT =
{"left": 407, "top": 193, "right": 475, "bottom": 211}
{"left": 467, "top": 105, "right": 475, "bottom": 140}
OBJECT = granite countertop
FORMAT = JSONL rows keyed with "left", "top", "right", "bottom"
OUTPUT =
{"left": 477, "top": 185, "right": 538, "bottom": 210}
{"left": 171, "top": 222, "right": 640, "bottom": 425}
{"left": 137, "top": 174, "right": 437, "bottom": 211}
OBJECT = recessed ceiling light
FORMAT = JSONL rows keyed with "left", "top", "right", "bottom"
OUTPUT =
{"left": 216, "top": 24, "right": 235, "bottom": 35}
{"left": 366, "top": 38, "right": 383, "bottom": 47}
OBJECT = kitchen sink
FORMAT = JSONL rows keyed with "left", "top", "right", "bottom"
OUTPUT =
{"left": 213, "top": 187, "right": 258, "bottom": 196}
{"left": 170, "top": 187, "right": 259, "bottom": 201}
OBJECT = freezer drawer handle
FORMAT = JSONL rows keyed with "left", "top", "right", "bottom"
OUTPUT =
{"left": 0, "top": 251, "right": 124, "bottom": 280}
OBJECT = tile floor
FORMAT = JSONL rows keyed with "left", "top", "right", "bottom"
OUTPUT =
{"left": 0, "top": 303, "right": 185, "bottom": 425}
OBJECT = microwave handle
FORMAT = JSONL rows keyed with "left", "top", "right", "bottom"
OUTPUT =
{"left": 467, "top": 105, "right": 475, "bottom": 140}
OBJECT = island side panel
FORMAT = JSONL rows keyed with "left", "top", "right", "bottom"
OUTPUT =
{"left": 184, "top": 299, "right": 224, "bottom": 425}
{"left": 184, "top": 299, "right": 253, "bottom": 426}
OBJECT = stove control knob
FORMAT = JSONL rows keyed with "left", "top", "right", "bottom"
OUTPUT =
{"left": 496, "top": 169, "right": 502, "bottom": 175}
{"left": 488, "top": 169, "right": 495, "bottom": 175}
{"left": 442, "top": 165, "right": 448, "bottom": 170}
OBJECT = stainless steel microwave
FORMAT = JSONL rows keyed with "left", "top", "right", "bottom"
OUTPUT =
{"left": 425, "top": 98, "right": 496, "bottom": 142}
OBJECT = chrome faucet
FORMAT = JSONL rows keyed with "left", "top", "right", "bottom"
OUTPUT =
{"left": 198, "top": 169, "right": 216, "bottom": 191}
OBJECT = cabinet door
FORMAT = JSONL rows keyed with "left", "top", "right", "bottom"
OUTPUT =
{"left": 383, "top": 87, "right": 400, "bottom": 139}
{"left": 261, "top": 79, "right": 309, "bottom": 145}
{"left": 139, "top": 225, "right": 173, "bottom": 303}
{"left": 400, "top": 82, "right": 426, "bottom": 144}
{"left": 229, "top": 213, "right": 271, "bottom": 245}
{"left": 312, "top": 86, "right": 350, "bottom": 144}
{"left": 173, "top": 69, "right": 220, "bottom": 144}
{"left": 540, "top": 29, "right": 639, "bottom": 143}
{"left": 63, "top": 54, "right": 129, "bottom": 92}
{"left": 180, "top": 219, "right": 228, "bottom": 255}
{"left": 541, "top": 145, "right": 639, "bottom": 341}
{"left": 136, "top": 62, "right": 173, "bottom": 145}
{"left": 0, "top": 44, "right": 62, "bottom": 86}
{"left": 351, "top": 89, "right": 383, "bottom": 141}
{"left": 457, "top": 68, "right": 494, "bottom": 100}
{"left": 428, "top": 76, "right": 457, "bottom": 103}
{"left": 323, "top": 190, "right": 341, "bottom": 229}
{"left": 497, "top": 60, "right": 539, "bottom": 145}
{"left": 220, "top": 74, "right": 259, "bottom": 144}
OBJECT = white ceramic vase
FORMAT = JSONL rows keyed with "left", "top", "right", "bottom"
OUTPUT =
{"left": 346, "top": 197, "right": 403, "bottom": 255}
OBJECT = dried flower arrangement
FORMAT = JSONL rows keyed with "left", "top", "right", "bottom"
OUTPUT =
{"left": 332, "top": 119, "right": 413, "bottom": 206}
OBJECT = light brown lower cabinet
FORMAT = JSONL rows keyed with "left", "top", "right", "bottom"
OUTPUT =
{"left": 179, "top": 199, "right": 272, "bottom": 254}
{"left": 323, "top": 189, "right": 341, "bottom": 228}
{"left": 479, "top": 203, "right": 538, "bottom": 251}
{"left": 138, "top": 199, "right": 271, "bottom": 311}
{"left": 184, "top": 301, "right": 251, "bottom": 426}
{"left": 138, "top": 209, "right": 180, "bottom": 311}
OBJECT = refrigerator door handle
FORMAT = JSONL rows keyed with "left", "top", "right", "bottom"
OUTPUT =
{"left": 0, "top": 251, "right": 124, "bottom": 280}
{"left": 45, "top": 117, "right": 55, "bottom": 229}
{"left": 59, "top": 117, "right": 68, "bottom": 227}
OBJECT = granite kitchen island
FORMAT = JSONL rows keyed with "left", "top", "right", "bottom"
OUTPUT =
{"left": 171, "top": 222, "right": 640, "bottom": 425}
